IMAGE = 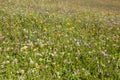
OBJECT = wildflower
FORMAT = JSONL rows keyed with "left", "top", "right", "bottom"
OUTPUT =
{"left": 82, "top": 68, "right": 85, "bottom": 71}
{"left": 43, "top": 27, "right": 47, "bottom": 31}
{"left": 68, "top": 68, "right": 73, "bottom": 73}
{"left": 17, "top": 32, "right": 20, "bottom": 35}
{"left": 58, "top": 34, "right": 61, "bottom": 37}
{"left": 18, "top": 76, "right": 24, "bottom": 80}
{"left": 23, "top": 29, "right": 28, "bottom": 33}
{"left": 6, "top": 56, "right": 10, "bottom": 59}
{"left": 29, "top": 58, "right": 34, "bottom": 64}
{"left": 6, "top": 61, "right": 10, "bottom": 64}
{"left": 39, "top": 58, "right": 43, "bottom": 61}
{"left": 21, "top": 46, "right": 28, "bottom": 51}
{"left": 31, "top": 69, "right": 35, "bottom": 73}
{"left": 15, "top": 47, "right": 19, "bottom": 52}
{"left": 100, "top": 51, "right": 109, "bottom": 58}
{"left": 104, "top": 72, "right": 110, "bottom": 77}
{"left": 67, "top": 22, "right": 70, "bottom": 25}
{"left": 1, "top": 65, "right": 4, "bottom": 68}
{"left": 56, "top": 72, "right": 60, "bottom": 78}
{"left": 36, "top": 65, "right": 39, "bottom": 69}
{"left": 20, "top": 70, "right": 25, "bottom": 74}
{"left": 33, "top": 48, "right": 37, "bottom": 52}
{"left": 29, "top": 13, "right": 33, "bottom": 16}
{"left": 69, "top": 27, "right": 75, "bottom": 30}
{"left": 35, "top": 63, "right": 40, "bottom": 69}
{"left": 57, "top": 64, "right": 59, "bottom": 67}
{"left": 35, "top": 53, "right": 42, "bottom": 56}
{"left": 67, "top": 40, "right": 69, "bottom": 43}
{"left": 112, "top": 35, "right": 119, "bottom": 42}
{"left": 12, "top": 58, "right": 18, "bottom": 64}
{"left": 5, "top": 47, "right": 10, "bottom": 51}
{"left": 35, "top": 19, "right": 38, "bottom": 23}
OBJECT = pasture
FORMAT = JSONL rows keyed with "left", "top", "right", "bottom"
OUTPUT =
{"left": 0, "top": 0, "right": 120, "bottom": 79}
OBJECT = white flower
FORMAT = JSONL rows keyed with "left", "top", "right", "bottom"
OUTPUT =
{"left": 29, "top": 58, "right": 34, "bottom": 64}
{"left": 6, "top": 55, "right": 10, "bottom": 59}
{"left": 12, "top": 58, "right": 18, "bottom": 64}
{"left": 6, "top": 60, "right": 10, "bottom": 64}
{"left": 20, "top": 70, "right": 25, "bottom": 74}
{"left": 18, "top": 76, "right": 24, "bottom": 80}
{"left": 1, "top": 65, "right": 4, "bottom": 68}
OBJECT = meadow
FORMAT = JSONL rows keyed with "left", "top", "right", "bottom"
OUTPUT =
{"left": 0, "top": 0, "right": 120, "bottom": 80}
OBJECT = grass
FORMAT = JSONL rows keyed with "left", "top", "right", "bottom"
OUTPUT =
{"left": 0, "top": 0, "right": 120, "bottom": 80}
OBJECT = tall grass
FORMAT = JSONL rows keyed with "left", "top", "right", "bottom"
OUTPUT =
{"left": 0, "top": 0, "right": 120, "bottom": 79}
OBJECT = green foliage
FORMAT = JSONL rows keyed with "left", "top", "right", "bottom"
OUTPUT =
{"left": 0, "top": 0, "right": 120, "bottom": 80}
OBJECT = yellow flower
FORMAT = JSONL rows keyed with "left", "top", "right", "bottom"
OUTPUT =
{"left": 35, "top": 19, "right": 38, "bottom": 23}
{"left": 92, "top": 32, "right": 95, "bottom": 36}
{"left": 21, "top": 46, "right": 28, "bottom": 51}
{"left": 58, "top": 34, "right": 61, "bottom": 37}
{"left": 43, "top": 27, "right": 47, "bottom": 31}
{"left": 69, "top": 27, "right": 75, "bottom": 30}
{"left": 33, "top": 48, "right": 37, "bottom": 52}
{"left": 29, "top": 13, "right": 33, "bottom": 16}
{"left": 67, "top": 23, "right": 70, "bottom": 25}
{"left": 17, "top": 32, "right": 20, "bottom": 35}
{"left": 35, "top": 64, "right": 40, "bottom": 69}
{"left": 67, "top": 40, "right": 69, "bottom": 43}
{"left": 57, "top": 64, "right": 60, "bottom": 67}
